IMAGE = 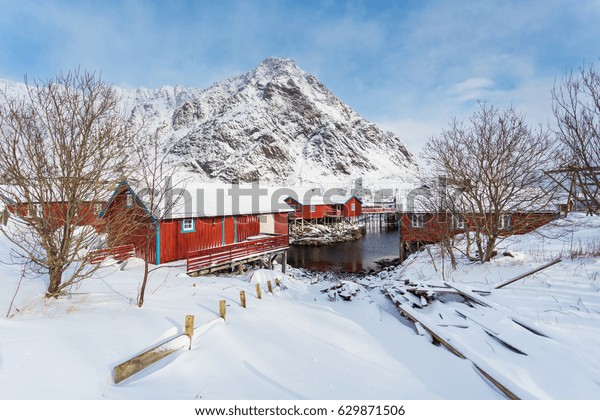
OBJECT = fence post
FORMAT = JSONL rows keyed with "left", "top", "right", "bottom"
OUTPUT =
{"left": 184, "top": 315, "right": 194, "bottom": 350}
{"left": 240, "top": 290, "right": 246, "bottom": 308}
{"left": 256, "top": 284, "right": 262, "bottom": 299}
{"left": 275, "top": 278, "right": 281, "bottom": 288}
{"left": 219, "top": 300, "right": 226, "bottom": 321}
{"left": 267, "top": 280, "right": 273, "bottom": 294}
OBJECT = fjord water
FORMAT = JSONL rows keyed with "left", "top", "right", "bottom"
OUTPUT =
{"left": 287, "top": 226, "right": 401, "bottom": 273}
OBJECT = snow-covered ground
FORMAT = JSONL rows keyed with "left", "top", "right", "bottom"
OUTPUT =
{"left": 0, "top": 213, "right": 599, "bottom": 400}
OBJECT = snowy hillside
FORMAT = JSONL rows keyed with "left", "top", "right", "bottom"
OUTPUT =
{"left": 121, "top": 57, "right": 417, "bottom": 185}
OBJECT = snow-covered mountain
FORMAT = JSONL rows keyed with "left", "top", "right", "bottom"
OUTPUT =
{"left": 122, "top": 57, "right": 417, "bottom": 185}
{"left": 1, "top": 58, "right": 418, "bottom": 186}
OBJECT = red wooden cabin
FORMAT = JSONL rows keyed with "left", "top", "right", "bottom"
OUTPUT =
{"left": 284, "top": 194, "right": 362, "bottom": 220}
{"left": 400, "top": 211, "right": 558, "bottom": 243}
{"left": 100, "top": 181, "right": 292, "bottom": 266}
{"left": 1, "top": 188, "right": 106, "bottom": 229}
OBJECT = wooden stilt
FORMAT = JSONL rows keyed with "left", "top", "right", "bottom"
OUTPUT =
{"left": 282, "top": 251, "right": 287, "bottom": 274}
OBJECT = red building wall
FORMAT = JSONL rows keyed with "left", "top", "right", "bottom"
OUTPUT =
{"left": 400, "top": 212, "right": 557, "bottom": 243}
{"left": 236, "top": 215, "right": 261, "bottom": 241}
{"left": 273, "top": 212, "right": 289, "bottom": 234}
{"left": 343, "top": 197, "right": 362, "bottom": 218}
{"left": 102, "top": 188, "right": 157, "bottom": 264}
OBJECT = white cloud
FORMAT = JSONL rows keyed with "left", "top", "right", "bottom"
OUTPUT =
{"left": 446, "top": 77, "right": 495, "bottom": 103}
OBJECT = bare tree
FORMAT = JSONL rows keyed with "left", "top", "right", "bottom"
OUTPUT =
{"left": 0, "top": 70, "right": 138, "bottom": 298}
{"left": 552, "top": 63, "right": 600, "bottom": 215}
{"left": 131, "top": 128, "right": 188, "bottom": 307}
{"left": 422, "top": 104, "right": 557, "bottom": 262}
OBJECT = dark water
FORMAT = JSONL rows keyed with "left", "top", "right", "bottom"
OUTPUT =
{"left": 287, "top": 227, "right": 402, "bottom": 273}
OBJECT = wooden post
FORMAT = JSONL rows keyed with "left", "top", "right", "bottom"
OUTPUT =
{"left": 282, "top": 251, "right": 287, "bottom": 274}
{"left": 256, "top": 283, "right": 262, "bottom": 299}
{"left": 219, "top": 300, "right": 226, "bottom": 321}
{"left": 267, "top": 255, "right": 273, "bottom": 269}
{"left": 275, "top": 278, "right": 281, "bottom": 288}
{"left": 267, "top": 280, "right": 273, "bottom": 294}
{"left": 184, "top": 315, "right": 194, "bottom": 350}
{"left": 238, "top": 263, "right": 244, "bottom": 275}
{"left": 240, "top": 290, "right": 246, "bottom": 308}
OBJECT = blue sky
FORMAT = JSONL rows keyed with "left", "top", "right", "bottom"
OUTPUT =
{"left": 1, "top": 0, "right": 599, "bottom": 155}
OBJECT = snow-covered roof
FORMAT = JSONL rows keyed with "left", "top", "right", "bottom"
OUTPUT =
{"left": 108, "top": 181, "right": 294, "bottom": 219}
{"left": 0, "top": 183, "right": 113, "bottom": 204}
{"left": 285, "top": 194, "right": 361, "bottom": 206}
{"left": 400, "top": 184, "right": 563, "bottom": 214}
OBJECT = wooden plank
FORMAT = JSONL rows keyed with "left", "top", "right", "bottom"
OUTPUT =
{"left": 113, "top": 335, "right": 189, "bottom": 384}
{"left": 391, "top": 298, "right": 522, "bottom": 400}
{"left": 445, "top": 282, "right": 553, "bottom": 339}
{"left": 494, "top": 258, "right": 561, "bottom": 289}
{"left": 444, "top": 282, "right": 491, "bottom": 307}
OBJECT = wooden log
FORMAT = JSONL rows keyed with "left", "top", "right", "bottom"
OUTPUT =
{"left": 240, "top": 290, "right": 246, "bottom": 308}
{"left": 113, "top": 334, "right": 189, "bottom": 384}
{"left": 219, "top": 300, "right": 226, "bottom": 321}
{"left": 267, "top": 280, "right": 273, "bottom": 294}
{"left": 494, "top": 258, "right": 561, "bottom": 289}
{"left": 256, "top": 283, "right": 262, "bottom": 299}
{"left": 184, "top": 315, "right": 194, "bottom": 349}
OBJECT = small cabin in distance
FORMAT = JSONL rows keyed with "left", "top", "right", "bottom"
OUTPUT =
{"left": 284, "top": 194, "right": 362, "bottom": 222}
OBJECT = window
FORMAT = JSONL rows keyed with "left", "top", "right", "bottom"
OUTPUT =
{"left": 452, "top": 214, "right": 465, "bottom": 230}
{"left": 350, "top": 202, "right": 356, "bottom": 211}
{"left": 182, "top": 218, "right": 195, "bottom": 233}
{"left": 499, "top": 214, "right": 512, "bottom": 230}
{"left": 412, "top": 214, "right": 424, "bottom": 228}
{"left": 94, "top": 202, "right": 103, "bottom": 215}
{"left": 31, "top": 203, "right": 43, "bottom": 218}
{"left": 125, "top": 192, "right": 134, "bottom": 208}
{"left": 310, "top": 205, "right": 315, "bottom": 213}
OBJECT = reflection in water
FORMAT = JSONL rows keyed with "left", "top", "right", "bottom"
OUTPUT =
{"left": 287, "top": 227, "right": 401, "bottom": 273}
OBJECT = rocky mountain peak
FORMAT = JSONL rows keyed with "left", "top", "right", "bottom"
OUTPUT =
{"left": 1, "top": 58, "right": 418, "bottom": 186}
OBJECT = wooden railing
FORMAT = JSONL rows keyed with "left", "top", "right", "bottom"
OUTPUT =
{"left": 363, "top": 207, "right": 396, "bottom": 213}
{"left": 326, "top": 209, "right": 342, "bottom": 216}
{"left": 187, "top": 234, "right": 289, "bottom": 273}
{"left": 90, "top": 244, "right": 135, "bottom": 264}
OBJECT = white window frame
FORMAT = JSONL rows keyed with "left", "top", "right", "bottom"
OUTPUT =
{"left": 452, "top": 214, "right": 465, "bottom": 230}
{"left": 182, "top": 218, "right": 195, "bottom": 233}
{"left": 499, "top": 214, "right": 512, "bottom": 230}
{"left": 94, "top": 202, "right": 103, "bottom": 215}
{"left": 125, "top": 192, "right": 134, "bottom": 208}
{"left": 350, "top": 202, "right": 356, "bottom": 211}
{"left": 412, "top": 213, "right": 424, "bottom": 228}
{"left": 310, "top": 205, "right": 316, "bottom": 213}
{"left": 31, "top": 203, "right": 43, "bottom": 218}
